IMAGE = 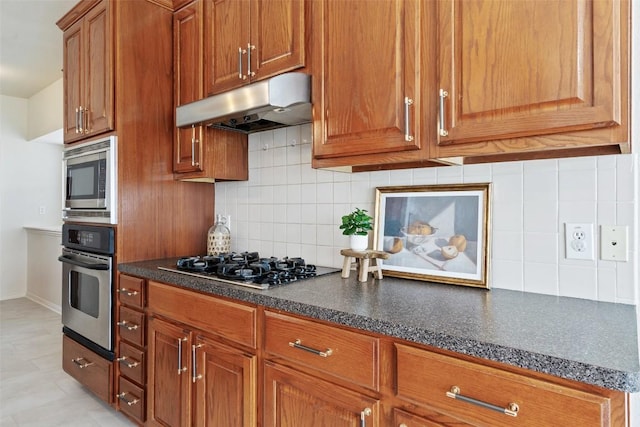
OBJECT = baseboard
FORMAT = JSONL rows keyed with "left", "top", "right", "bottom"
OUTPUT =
{"left": 26, "top": 293, "right": 61, "bottom": 314}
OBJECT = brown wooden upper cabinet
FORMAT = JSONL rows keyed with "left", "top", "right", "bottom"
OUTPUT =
{"left": 203, "top": 0, "right": 307, "bottom": 96}
{"left": 173, "top": 0, "right": 248, "bottom": 181}
{"left": 311, "top": 0, "right": 431, "bottom": 167}
{"left": 432, "top": 0, "right": 630, "bottom": 160}
{"left": 60, "top": 0, "right": 114, "bottom": 144}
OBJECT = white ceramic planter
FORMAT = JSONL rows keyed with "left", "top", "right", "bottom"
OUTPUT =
{"left": 349, "top": 234, "right": 368, "bottom": 251}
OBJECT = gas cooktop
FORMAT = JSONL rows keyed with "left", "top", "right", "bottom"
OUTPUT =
{"left": 158, "top": 252, "right": 340, "bottom": 290}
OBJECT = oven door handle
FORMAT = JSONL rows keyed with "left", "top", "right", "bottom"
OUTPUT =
{"left": 58, "top": 255, "right": 109, "bottom": 271}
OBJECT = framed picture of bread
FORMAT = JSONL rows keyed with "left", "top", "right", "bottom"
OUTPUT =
{"left": 373, "top": 183, "right": 491, "bottom": 288}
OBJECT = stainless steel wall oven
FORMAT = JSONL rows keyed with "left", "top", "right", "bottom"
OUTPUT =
{"left": 59, "top": 223, "right": 115, "bottom": 360}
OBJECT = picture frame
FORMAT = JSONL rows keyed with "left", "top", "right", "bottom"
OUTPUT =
{"left": 373, "top": 183, "right": 491, "bottom": 288}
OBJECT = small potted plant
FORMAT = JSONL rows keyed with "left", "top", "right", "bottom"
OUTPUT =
{"left": 340, "top": 208, "right": 373, "bottom": 251}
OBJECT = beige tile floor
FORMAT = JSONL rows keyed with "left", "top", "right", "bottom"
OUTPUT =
{"left": 0, "top": 298, "right": 133, "bottom": 426}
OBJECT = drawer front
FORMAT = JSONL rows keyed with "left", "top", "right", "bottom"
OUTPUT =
{"left": 117, "top": 341, "right": 145, "bottom": 385}
{"left": 118, "top": 306, "right": 145, "bottom": 346}
{"left": 118, "top": 274, "right": 145, "bottom": 308}
{"left": 148, "top": 281, "right": 256, "bottom": 348}
{"left": 396, "top": 343, "right": 614, "bottom": 427}
{"left": 264, "top": 311, "right": 379, "bottom": 390}
{"left": 393, "top": 408, "right": 449, "bottom": 427}
{"left": 117, "top": 376, "right": 145, "bottom": 424}
{"left": 62, "top": 335, "right": 112, "bottom": 403}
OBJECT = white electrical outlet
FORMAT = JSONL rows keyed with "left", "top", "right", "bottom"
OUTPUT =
{"left": 564, "top": 223, "right": 594, "bottom": 260}
{"left": 600, "top": 225, "right": 628, "bottom": 261}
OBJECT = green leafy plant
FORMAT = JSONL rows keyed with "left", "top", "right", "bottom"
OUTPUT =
{"left": 340, "top": 208, "right": 373, "bottom": 236}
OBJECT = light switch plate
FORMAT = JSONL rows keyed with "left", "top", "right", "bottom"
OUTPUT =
{"left": 600, "top": 225, "right": 628, "bottom": 261}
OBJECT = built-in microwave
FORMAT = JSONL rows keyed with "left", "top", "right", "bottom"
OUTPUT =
{"left": 62, "top": 135, "right": 117, "bottom": 224}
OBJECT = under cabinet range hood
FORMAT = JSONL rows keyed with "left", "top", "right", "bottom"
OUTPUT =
{"left": 176, "top": 72, "right": 311, "bottom": 134}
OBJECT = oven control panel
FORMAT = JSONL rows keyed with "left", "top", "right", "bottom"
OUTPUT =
{"left": 62, "top": 224, "right": 114, "bottom": 255}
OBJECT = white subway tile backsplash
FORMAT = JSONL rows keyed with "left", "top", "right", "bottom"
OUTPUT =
{"left": 524, "top": 232, "right": 558, "bottom": 264}
{"left": 523, "top": 200, "right": 558, "bottom": 233}
{"left": 524, "top": 262, "right": 558, "bottom": 295}
{"left": 215, "top": 125, "right": 638, "bottom": 305}
{"left": 559, "top": 265, "right": 597, "bottom": 300}
{"left": 491, "top": 260, "right": 524, "bottom": 291}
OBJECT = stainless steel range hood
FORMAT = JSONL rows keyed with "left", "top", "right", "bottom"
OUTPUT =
{"left": 176, "top": 72, "right": 311, "bottom": 134}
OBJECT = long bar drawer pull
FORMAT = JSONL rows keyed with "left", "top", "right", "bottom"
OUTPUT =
{"left": 446, "top": 386, "right": 519, "bottom": 417}
{"left": 118, "top": 288, "right": 139, "bottom": 297}
{"left": 117, "top": 320, "right": 139, "bottom": 331}
{"left": 117, "top": 392, "right": 140, "bottom": 406}
{"left": 288, "top": 339, "right": 333, "bottom": 357}
{"left": 72, "top": 357, "right": 94, "bottom": 369}
{"left": 116, "top": 356, "right": 140, "bottom": 369}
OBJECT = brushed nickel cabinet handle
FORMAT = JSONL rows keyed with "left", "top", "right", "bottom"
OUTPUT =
{"left": 192, "top": 343, "right": 203, "bottom": 383}
{"left": 77, "top": 106, "right": 84, "bottom": 134}
{"left": 83, "top": 107, "right": 90, "bottom": 134}
{"left": 238, "top": 47, "right": 247, "bottom": 80}
{"left": 439, "top": 89, "right": 449, "bottom": 137}
{"left": 117, "top": 392, "right": 140, "bottom": 406}
{"left": 116, "top": 320, "right": 139, "bottom": 331}
{"left": 288, "top": 339, "right": 333, "bottom": 357}
{"left": 360, "top": 407, "right": 372, "bottom": 427}
{"left": 247, "top": 43, "right": 256, "bottom": 77}
{"left": 72, "top": 357, "right": 94, "bottom": 369}
{"left": 118, "top": 288, "right": 138, "bottom": 297}
{"left": 404, "top": 97, "right": 414, "bottom": 142}
{"left": 116, "top": 355, "right": 140, "bottom": 369}
{"left": 177, "top": 337, "right": 188, "bottom": 375}
{"left": 446, "top": 386, "right": 519, "bottom": 417}
{"left": 75, "top": 107, "right": 80, "bottom": 133}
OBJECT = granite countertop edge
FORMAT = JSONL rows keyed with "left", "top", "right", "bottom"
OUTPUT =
{"left": 119, "top": 261, "right": 640, "bottom": 393}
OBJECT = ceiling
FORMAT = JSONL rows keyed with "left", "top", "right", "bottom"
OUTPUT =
{"left": 0, "top": 0, "right": 78, "bottom": 99}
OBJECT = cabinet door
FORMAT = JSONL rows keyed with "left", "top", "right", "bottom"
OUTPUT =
{"left": 174, "top": 2, "right": 204, "bottom": 173}
{"left": 83, "top": 0, "right": 113, "bottom": 138}
{"left": 204, "top": 0, "right": 249, "bottom": 95}
{"left": 311, "top": 0, "right": 422, "bottom": 160}
{"left": 193, "top": 335, "right": 257, "bottom": 427}
{"left": 263, "top": 362, "right": 379, "bottom": 427}
{"left": 437, "top": 0, "right": 624, "bottom": 146}
{"left": 250, "top": 0, "right": 306, "bottom": 81}
{"left": 147, "top": 317, "right": 191, "bottom": 427}
{"left": 62, "top": 19, "right": 83, "bottom": 142}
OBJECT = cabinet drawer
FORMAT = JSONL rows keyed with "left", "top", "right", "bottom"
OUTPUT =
{"left": 148, "top": 281, "right": 256, "bottom": 348}
{"left": 264, "top": 311, "right": 379, "bottom": 390}
{"left": 117, "top": 341, "right": 145, "bottom": 385}
{"left": 117, "top": 306, "right": 145, "bottom": 346}
{"left": 396, "top": 343, "right": 617, "bottom": 427}
{"left": 62, "top": 335, "right": 112, "bottom": 403}
{"left": 117, "top": 376, "right": 145, "bottom": 424}
{"left": 118, "top": 274, "right": 145, "bottom": 308}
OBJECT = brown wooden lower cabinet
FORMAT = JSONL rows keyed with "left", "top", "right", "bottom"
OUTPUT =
{"left": 142, "top": 281, "right": 628, "bottom": 427}
{"left": 147, "top": 310, "right": 257, "bottom": 426}
{"left": 263, "top": 362, "right": 380, "bottom": 427}
{"left": 395, "top": 343, "right": 627, "bottom": 427}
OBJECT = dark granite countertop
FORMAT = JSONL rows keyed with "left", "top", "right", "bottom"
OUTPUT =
{"left": 119, "top": 258, "right": 640, "bottom": 393}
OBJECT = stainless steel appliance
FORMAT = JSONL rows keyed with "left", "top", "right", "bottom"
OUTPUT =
{"left": 62, "top": 135, "right": 117, "bottom": 224}
{"left": 175, "top": 72, "right": 311, "bottom": 133}
{"left": 159, "top": 252, "right": 340, "bottom": 290}
{"left": 60, "top": 223, "right": 115, "bottom": 360}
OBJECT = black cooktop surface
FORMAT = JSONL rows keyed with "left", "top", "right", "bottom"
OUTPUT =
{"left": 158, "top": 252, "right": 340, "bottom": 290}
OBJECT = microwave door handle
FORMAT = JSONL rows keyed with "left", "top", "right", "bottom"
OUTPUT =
{"left": 58, "top": 255, "right": 109, "bottom": 271}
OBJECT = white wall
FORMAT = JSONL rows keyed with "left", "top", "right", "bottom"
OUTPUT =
{"left": 0, "top": 94, "right": 63, "bottom": 301}
{"left": 27, "top": 79, "right": 63, "bottom": 141}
